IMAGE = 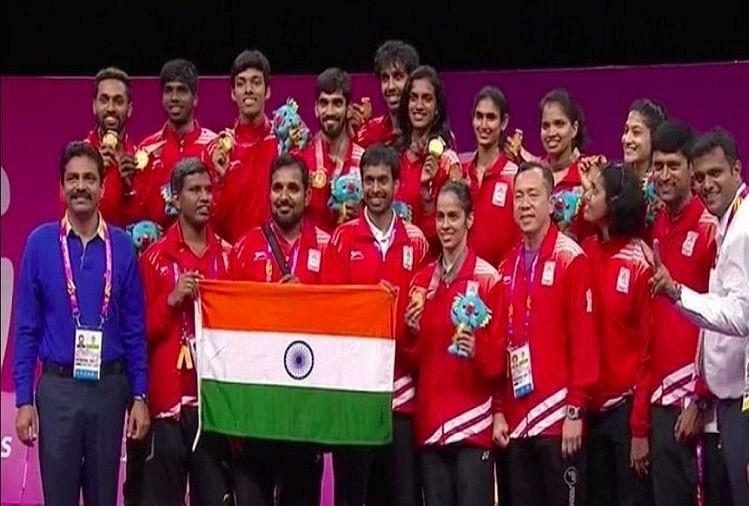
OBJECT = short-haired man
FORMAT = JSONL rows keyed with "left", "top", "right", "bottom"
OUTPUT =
{"left": 645, "top": 121, "right": 718, "bottom": 506}
{"left": 138, "top": 58, "right": 217, "bottom": 228}
{"left": 352, "top": 40, "right": 420, "bottom": 148}
{"left": 228, "top": 153, "right": 329, "bottom": 505}
{"left": 14, "top": 141, "right": 150, "bottom": 506}
{"left": 297, "top": 67, "right": 364, "bottom": 233}
{"left": 138, "top": 157, "right": 233, "bottom": 504}
{"left": 322, "top": 144, "right": 429, "bottom": 506}
{"left": 84, "top": 66, "right": 146, "bottom": 227}
{"left": 208, "top": 49, "right": 281, "bottom": 243}
{"left": 493, "top": 161, "right": 598, "bottom": 506}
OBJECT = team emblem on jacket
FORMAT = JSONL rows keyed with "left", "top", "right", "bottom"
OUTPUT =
{"left": 284, "top": 340, "right": 314, "bottom": 380}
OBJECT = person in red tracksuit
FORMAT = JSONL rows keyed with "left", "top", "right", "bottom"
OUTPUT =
{"left": 645, "top": 121, "right": 719, "bottom": 506}
{"left": 464, "top": 86, "right": 520, "bottom": 267}
{"left": 581, "top": 162, "right": 655, "bottom": 506}
{"left": 492, "top": 161, "right": 598, "bottom": 506}
{"left": 404, "top": 182, "right": 504, "bottom": 506}
{"left": 296, "top": 68, "right": 364, "bottom": 233}
{"left": 207, "top": 49, "right": 280, "bottom": 243}
{"left": 351, "top": 40, "right": 420, "bottom": 148}
{"left": 393, "top": 65, "right": 465, "bottom": 251}
{"left": 137, "top": 59, "right": 217, "bottom": 229}
{"left": 83, "top": 67, "right": 147, "bottom": 229}
{"left": 507, "top": 89, "right": 597, "bottom": 242}
{"left": 322, "top": 144, "right": 429, "bottom": 506}
{"left": 138, "top": 158, "right": 232, "bottom": 505}
{"left": 228, "top": 153, "right": 328, "bottom": 506}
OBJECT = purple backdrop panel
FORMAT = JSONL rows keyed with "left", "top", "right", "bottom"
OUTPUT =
{"left": 1, "top": 61, "right": 747, "bottom": 505}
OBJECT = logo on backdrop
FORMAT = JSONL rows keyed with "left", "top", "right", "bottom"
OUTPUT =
{"left": 1, "top": 166, "right": 12, "bottom": 373}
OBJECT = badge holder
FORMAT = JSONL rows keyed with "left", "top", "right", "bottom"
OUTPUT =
{"left": 73, "top": 323, "right": 103, "bottom": 381}
{"left": 509, "top": 343, "right": 534, "bottom": 399}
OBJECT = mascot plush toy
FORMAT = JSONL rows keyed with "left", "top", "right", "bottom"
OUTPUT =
{"left": 393, "top": 201, "right": 413, "bottom": 223}
{"left": 448, "top": 292, "right": 492, "bottom": 358}
{"left": 552, "top": 188, "right": 582, "bottom": 232}
{"left": 126, "top": 220, "right": 163, "bottom": 255}
{"left": 272, "top": 98, "right": 310, "bottom": 154}
{"left": 328, "top": 172, "right": 363, "bottom": 224}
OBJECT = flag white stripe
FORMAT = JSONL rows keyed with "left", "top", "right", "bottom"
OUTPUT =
{"left": 200, "top": 328, "right": 395, "bottom": 393}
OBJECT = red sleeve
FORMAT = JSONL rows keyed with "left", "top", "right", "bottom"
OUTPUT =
{"left": 320, "top": 228, "right": 350, "bottom": 284}
{"left": 138, "top": 250, "right": 180, "bottom": 344}
{"left": 630, "top": 264, "right": 654, "bottom": 437}
{"left": 565, "top": 254, "right": 599, "bottom": 408}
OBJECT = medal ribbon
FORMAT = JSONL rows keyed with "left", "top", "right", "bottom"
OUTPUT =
{"left": 507, "top": 250, "right": 538, "bottom": 348}
{"left": 59, "top": 217, "right": 112, "bottom": 328}
{"left": 314, "top": 135, "right": 348, "bottom": 182}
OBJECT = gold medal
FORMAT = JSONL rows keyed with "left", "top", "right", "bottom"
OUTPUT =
{"left": 101, "top": 131, "right": 118, "bottom": 149}
{"left": 410, "top": 288, "right": 426, "bottom": 308}
{"left": 428, "top": 137, "right": 446, "bottom": 158}
{"left": 134, "top": 149, "right": 149, "bottom": 170}
{"left": 218, "top": 130, "right": 234, "bottom": 153}
{"left": 311, "top": 168, "right": 328, "bottom": 189}
{"left": 360, "top": 97, "right": 372, "bottom": 121}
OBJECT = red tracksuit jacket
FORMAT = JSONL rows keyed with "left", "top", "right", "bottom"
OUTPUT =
{"left": 584, "top": 236, "right": 653, "bottom": 437}
{"left": 321, "top": 215, "right": 429, "bottom": 414}
{"left": 138, "top": 121, "right": 217, "bottom": 228}
{"left": 396, "top": 148, "right": 465, "bottom": 249}
{"left": 296, "top": 134, "right": 364, "bottom": 233}
{"left": 207, "top": 117, "right": 280, "bottom": 243}
{"left": 464, "top": 153, "right": 520, "bottom": 267}
{"left": 83, "top": 129, "right": 146, "bottom": 228}
{"left": 496, "top": 224, "right": 598, "bottom": 438}
{"left": 139, "top": 222, "right": 231, "bottom": 417}
{"left": 649, "top": 196, "right": 717, "bottom": 409}
{"left": 408, "top": 250, "right": 504, "bottom": 448}
{"left": 355, "top": 114, "right": 397, "bottom": 148}
{"left": 229, "top": 219, "right": 330, "bottom": 283}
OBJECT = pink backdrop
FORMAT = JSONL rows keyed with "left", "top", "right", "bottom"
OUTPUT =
{"left": 2, "top": 62, "right": 748, "bottom": 505}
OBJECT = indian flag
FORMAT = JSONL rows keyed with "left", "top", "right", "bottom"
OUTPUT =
{"left": 195, "top": 280, "right": 396, "bottom": 446}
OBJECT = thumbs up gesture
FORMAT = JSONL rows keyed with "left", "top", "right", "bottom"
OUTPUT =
{"left": 641, "top": 239, "right": 681, "bottom": 301}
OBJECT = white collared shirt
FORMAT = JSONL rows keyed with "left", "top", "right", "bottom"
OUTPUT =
{"left": 365, "top": 208, "right": 396, "bottom": 259}
{"left": 679, "top": 184, "right": 749, "bottom": 399}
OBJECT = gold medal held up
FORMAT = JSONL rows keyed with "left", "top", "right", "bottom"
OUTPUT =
{"left": 134, "top": 149, "right": 149, "bottom": 170}
{"left": 218, "top": 129, "right": 235, "bottom": 153}
{"left": 428, "top": 137, "right": 446, "bottom": 158}
{"left": 101, "top": 130, "right": 119, "bottom": 149}
{"left": 311, "top": 168, "right": 328, "bottom": 189}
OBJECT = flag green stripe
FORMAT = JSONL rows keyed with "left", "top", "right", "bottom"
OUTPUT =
{"left": 201, "top": 380, "right": 393, "bottom": 445}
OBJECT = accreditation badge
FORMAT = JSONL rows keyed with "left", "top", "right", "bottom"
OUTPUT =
{"left": 73, "top": 328, "right": 103, "bottom": 381}
{"left": 510, "top": 343, "right": 534, "bottom": 399}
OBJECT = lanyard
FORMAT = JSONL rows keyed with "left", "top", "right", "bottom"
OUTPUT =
{"left": 266, "top": 238, "right": 301, "bottom": 276}
{"left": 59, "top": 218, "right": 112, "bottom": 328}
{"left": 507, "top": 250, "right": 538, "bottom": 347}
{"left": 724, "top": 185, "right": 748, "bottom": 238}
{"left": 315, "top": 135, "right": 348, "bottom": 181}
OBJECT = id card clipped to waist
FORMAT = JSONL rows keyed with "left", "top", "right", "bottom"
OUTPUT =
{"left": 73, "top": 328, "right": 103, "bottom": 381}
{"left": 509, "top": 343, "right": 534, "bottom": 399}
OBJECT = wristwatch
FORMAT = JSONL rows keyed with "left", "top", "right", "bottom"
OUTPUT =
{"left": 133, "top": 394, "right": 147, "bottom": 403}
{"left": 566, "top": 405, "right": 584, "bottom": 420}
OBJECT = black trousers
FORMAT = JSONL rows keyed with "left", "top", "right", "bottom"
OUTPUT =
{"left": 702, "top": 432, "right": 734, "bottom": 506}
{"left": 506, "top": 436, "right": 587, "bottom": 506}
{"left": 333, "top": 414, "right": 421, "bottom": 506}
{"left": 36, "top": 371, "right": 130, "bottom": 506}
{"left": 495, "top": 448, "right": 513, "bottom": 506}
{"left": 716, "top": 399, "right": 749, "bottom": 506}
{"left": 587, "top": 401, "right": 654, "bottom": 506}
{"left": 651, "top": 405, "right": 697, "bottom": 506}
{"left": 123, "top": 407, "right": 147, "bottom": 506}
{"left": 230, "top": 439, "right": 323, "bottom": 506}
{"left": 142, "top": 406, "right": 231, "bottom": 506}
{"left": 420, "top": 445, "right": 494, "bottom": 506}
